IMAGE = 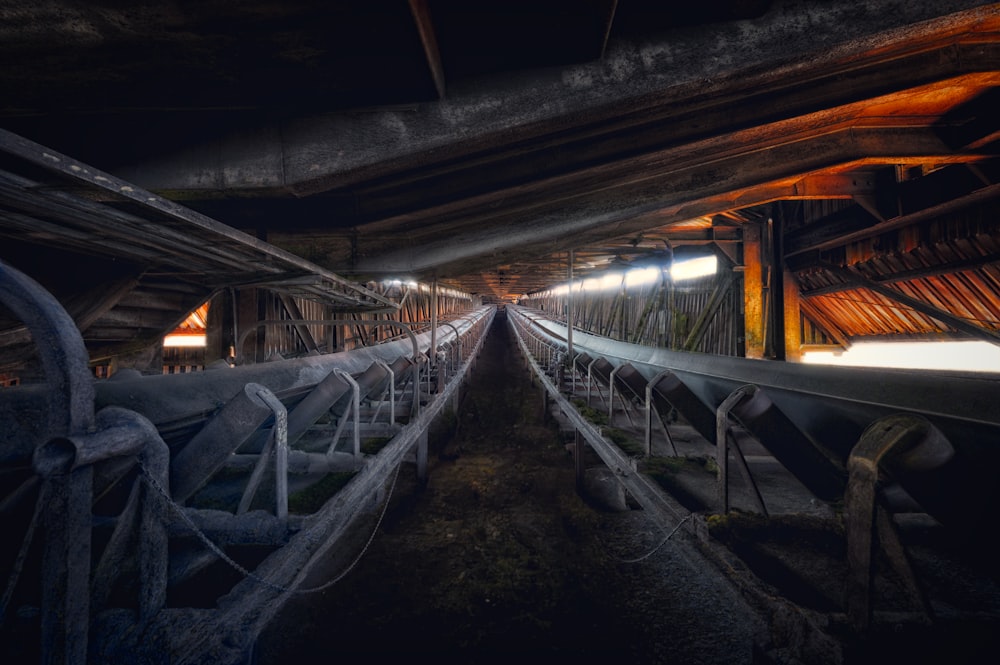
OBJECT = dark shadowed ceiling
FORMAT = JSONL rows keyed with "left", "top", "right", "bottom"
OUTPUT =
{"left": 2, "top": 0, "right": 999, "bottom": 345}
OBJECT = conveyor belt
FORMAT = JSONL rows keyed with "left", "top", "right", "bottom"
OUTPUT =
{"left": 511, "top": 305, "right": 1000, "bottom": 530}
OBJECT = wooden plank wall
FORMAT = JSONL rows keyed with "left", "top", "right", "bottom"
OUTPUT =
{"left": 520, "top": 272, "right": 741, "bottom": 356}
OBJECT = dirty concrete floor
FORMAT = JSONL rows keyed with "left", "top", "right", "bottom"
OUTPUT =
{"left": 255, "top": 312, "right": 762, "bottom": 664}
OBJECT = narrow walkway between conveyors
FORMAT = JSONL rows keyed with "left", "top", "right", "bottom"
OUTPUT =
{"left": 255, "top": 310, "right": 763, "bottom": 664}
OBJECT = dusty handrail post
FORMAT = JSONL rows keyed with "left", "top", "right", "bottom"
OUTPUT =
{"left": 373, "top": 359, "right": 396, "bottom": 426}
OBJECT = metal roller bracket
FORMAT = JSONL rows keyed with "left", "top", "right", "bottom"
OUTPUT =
{"left": 237, "top": 387, "right": 289, "bottom": 521}
{"left": 715, "top": 385, "right": 768, "bottom": 516}
{"left": 372, "top": 359, "right": 397, "bottom": 426}
{"left": 333, "top": 369, "right": 362, "bottom": 459}
{"left": 645, "top": 369, "right": 679, "bottom": 457}
{"left": 845, "top": 413, "right": 943, "bottom": 632}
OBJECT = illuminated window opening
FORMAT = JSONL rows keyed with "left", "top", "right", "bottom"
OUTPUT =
{"left": 531, "top": 254, "right": 721, "bottom": 299}
{"left": 803, "top": 340, "right": 1000, "bottom": 373}
{"left": 163, "top": 334, "right": 207, "bottom": 348}
{"left": 164, "top": 302, "right": 209, "bottom": 348}
{"left": 625, "top": 266, "right": 661, "bottom": 288}
{"left": 670, "top": 255, "right": 717, "bottom": 281}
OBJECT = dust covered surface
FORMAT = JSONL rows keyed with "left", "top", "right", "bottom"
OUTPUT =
{"left": 255, "top": 314, "right": 761, "bottom": 664}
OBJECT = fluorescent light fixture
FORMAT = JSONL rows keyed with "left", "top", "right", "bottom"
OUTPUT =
{"left": 164, "top": 334, "right": 207, "bottom": 348}
{"left": 803, "top": 340, "right": 1000, "bottom": 373}
{"left": 670, "top": 255, "right": 717, "bottom": 281}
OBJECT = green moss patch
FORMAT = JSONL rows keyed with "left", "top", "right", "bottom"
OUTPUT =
{"left": 639, "top": 455, "right": 718, "bottom": 511}
{"left": 288, "top": 472, "right": 357, "bottom": 514}
{"left": 604, "top": 427, "right": 644, "bottom": 457}
{"left": 361, "top": 436, "right": 392, "bottom": 455}
{"left": 571, "top": 399, "right": 608, "bottom": 426}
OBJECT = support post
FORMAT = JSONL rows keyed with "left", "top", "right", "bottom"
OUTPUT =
{"left": 567, "top": 250, "right": 574, "bottom": 361}
{"left": 430, "top": 279, "right": 438, "bottom": 368}
{"left": 715, "top": 385, "right": 759, "bottom": 514}
{"left": 845, "top": 414, "right": 943, "bottom": 632}
{"left": 784, "top": 268, "right": 802, "bottom": 362}
{"left": 205, "top": 289, "right": 230, "bottom": 364}
{"left": 743, "top": 223, "right": 765, "bottom": 359}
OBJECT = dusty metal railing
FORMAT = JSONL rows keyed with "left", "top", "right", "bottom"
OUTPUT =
{"left": 508, "top": 302, "right": 1000, "bottom": 637}
{"left": 0, "top": 256, "right": 495, "bottom": 664}
{"left": 507, "top": 307, "right": 687, "bottom": 530}
{"left": 0, "top": 261, "right": 173, "bottom": 664}
{"left": 509, "top": 304, "right": 1000, "bottom": 525}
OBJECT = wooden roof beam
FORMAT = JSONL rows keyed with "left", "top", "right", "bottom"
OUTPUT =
{"left": 786, "top": 181, "right": 1000, "bottom": 257}
{"left": 408, "top": 0, "right": 447, "bottom": 99}
{"left": 347, "top": 125, "right": 992, "bottom": 279}
{"left": 812, "top": 263, "right": 1000, "bottom": 346}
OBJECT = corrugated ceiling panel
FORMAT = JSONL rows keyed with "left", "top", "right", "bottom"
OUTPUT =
{"left": 802, "top": 266, "right": 1000, "bottom": 340}
{"left": 799, "top": 216, "right": 1000, "bottom": 341}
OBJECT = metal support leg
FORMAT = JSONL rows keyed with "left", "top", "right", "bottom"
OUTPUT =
{"left": 845, "top": 414, "right": 943, "bottom": 632}
{"left": 373, "top": 359, "right": 396, "bottom": 426}
{"left": 609, "top": 364, "right": 622, "bottom": 422}
{"left": 334, "top": 369, "right": 362, "bottom": 459}
{"left": 645, "top": 370, "right": 679, "bottom": 457}
{"left": 715, "top": 385, "right": 767, "bottom": 515}
{"left": 252, "top": 388, "right": 289, "bottom": 521}
{"left": 586, "top": 357, "right": 599, "bottom": 407}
